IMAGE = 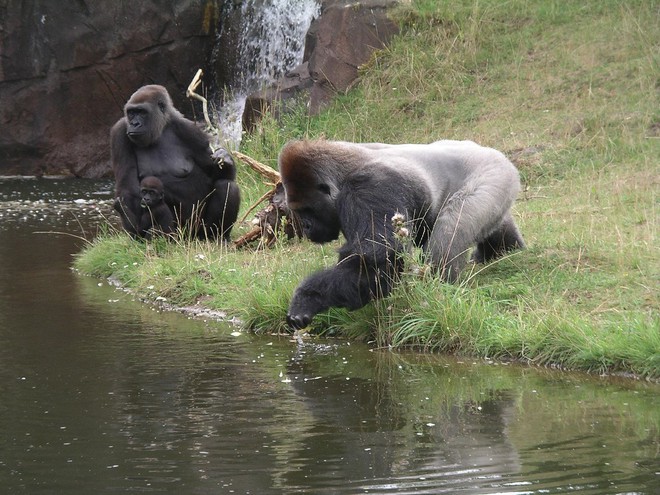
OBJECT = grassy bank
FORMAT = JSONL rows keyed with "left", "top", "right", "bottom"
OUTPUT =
{"left": 75, "top": 0, "right": 659, "bottom": 379}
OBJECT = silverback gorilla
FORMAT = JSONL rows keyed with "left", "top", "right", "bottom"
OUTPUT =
{"left": 138, "top": 176, "right": 174, "bottom": 239}
{"left": 279, "top": 139, "right": 525, "bottom": 329}
{"left": 111, "top": 85, "right": 240, "bottom": 240}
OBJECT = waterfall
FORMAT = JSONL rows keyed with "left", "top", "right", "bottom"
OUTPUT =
{"left": 214, "top": 0, "right": 320, "bottom": 148}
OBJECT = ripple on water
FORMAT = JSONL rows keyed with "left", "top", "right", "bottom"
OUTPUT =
{"left": 0, "top": 178, "right": 116, "bottom": 232}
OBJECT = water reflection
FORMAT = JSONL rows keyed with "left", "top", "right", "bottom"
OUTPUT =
{"left": 279, "top": 351, "right": 522, "bottom": 493}
{"left": 0, "top": 179, "right": 658, "bottom": 494}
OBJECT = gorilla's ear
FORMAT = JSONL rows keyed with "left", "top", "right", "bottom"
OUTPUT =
{"left": 158, "top": 101, "right": 167, "bottom": 113}
{"left": 318, "top": 183, "right": 331, "bottom": 195}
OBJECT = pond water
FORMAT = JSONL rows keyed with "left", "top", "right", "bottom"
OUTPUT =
{"left": 0, "top": 178, "right": 658, "bottom": 494}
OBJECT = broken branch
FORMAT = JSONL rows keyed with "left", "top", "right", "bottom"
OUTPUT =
{"left": 233, "top": 151, "right": 281, "bottom": 183}
{"left": 186, "top": 68, "right": 213, "bottom": 129}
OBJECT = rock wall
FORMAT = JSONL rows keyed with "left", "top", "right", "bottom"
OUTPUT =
{"left": 0, "top": 0, "right": 399, "bottom": 178}
{"left": 0, "top": 0, "right": 217, "bottom": 177}
{"left": 306, "top": 0, "right": 399, "bottom": 113}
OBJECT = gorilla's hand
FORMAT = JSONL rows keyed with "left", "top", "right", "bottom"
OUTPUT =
{"left": 113, "top": 197, "right": 124, "bottom": 213}
{"left": 286, "top": 283, "right": 328, "bottom": 329}
{"left": 286, "top": 312, "right": 312, "bottom": 330}
{"left": 212, "top": 148, "right": 235, "bottom": 169}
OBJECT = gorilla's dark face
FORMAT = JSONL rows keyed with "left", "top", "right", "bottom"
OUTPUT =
{"left": 125, "top": 106, "right": 150, "bottom": 145}
{"left": 140, "top": 177, "right": 165, "bottom": 208}
{"left": 124, "top": 87, "right": 168, "bottom": 147}
{"left": 289, "top": 185, "right": 340, "bottom": 244}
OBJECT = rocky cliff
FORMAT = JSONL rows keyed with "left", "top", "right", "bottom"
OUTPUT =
{"left": 0, "top": 0, "right": 398, "bottom": 178}
{"left": 0, "top": 0, "right": 216, "bottom": 177}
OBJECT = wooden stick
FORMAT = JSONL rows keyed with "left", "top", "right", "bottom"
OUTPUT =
{"left": 239, "top": 187, "right": 278, "bottom": 223}
{"left": 231, "top": 152, "right": 282, "bottom": 223}
{"left": 234, "top": 226, "right": 263, "bottom": 248}
{"left": 233, "top": 150, "right": 281, "bottom": 183}
{"left": 186, "top": 69, "right": 212, "bottom": 129}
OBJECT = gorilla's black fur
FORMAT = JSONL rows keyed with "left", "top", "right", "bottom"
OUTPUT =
{"left": 111, "top": 85, "right": 240, "bottom": 240}
{"left": 138, "top": 176, "right": 174, "bottom": 239}
{"left": 279, "top": 139, "right": 525, "bottom": 329}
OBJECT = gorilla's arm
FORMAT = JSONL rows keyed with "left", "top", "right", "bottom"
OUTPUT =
{"left": 211, "top": 148, "right": 237, "bottom": 181}
{"left": 168, "top": 118, "right": 235, "bottom": 181}
{"left": 166, "top": 118, "right": 239, "bottom": 240}
{"left": 287, "top": 253, "right": 389, "bottom": 328}
{"left": 287, "top": 171, "right": 411, "bottom": 329}
{"left": 110, "top": 120, "right": 141, "bottom": 236}
{"left": 139, "top": 204, "right": 175, "bottom": 239}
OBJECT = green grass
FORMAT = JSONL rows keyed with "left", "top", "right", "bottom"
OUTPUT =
{"left": 74, "top": 0, "right": 659, "bottom": 379}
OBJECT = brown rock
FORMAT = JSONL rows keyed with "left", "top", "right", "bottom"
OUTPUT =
{"left": 308, "top": 0, "right": 399, "bottom": 112}
{"left": 242, "top": 0, "right": 399, "bottom": 127}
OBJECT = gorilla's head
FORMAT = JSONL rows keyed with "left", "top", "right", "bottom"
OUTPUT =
{"left": 124, "top": 85, "right": 173, "bottom": 147}
{"left": 139, "top": 176, "right": 165, "bottom": 208}
{"left": 290, "top": 192, "right": 341, "bottom": 243}
{"left": 279, "top": 141, "right": 342, "bottom": 243}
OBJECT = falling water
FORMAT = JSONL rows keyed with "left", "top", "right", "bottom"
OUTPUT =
{"left": 214, "top": 0, "right": 320, "bottom": 147}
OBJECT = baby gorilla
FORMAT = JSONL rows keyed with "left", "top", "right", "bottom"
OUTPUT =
{"left": 138, "top": 176, "right": 174, "bottom": 239}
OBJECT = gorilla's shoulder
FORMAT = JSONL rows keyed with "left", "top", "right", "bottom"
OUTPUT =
{"left": 110, "top": 118, "right": 128, "bottom": 138}
{"left": 168, "top": 116, "right": 211, "bottom": 150}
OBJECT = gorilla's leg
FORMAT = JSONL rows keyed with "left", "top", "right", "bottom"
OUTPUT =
{"left": 204, "top": 180, "right": 241, "bottom": 240}
{"left": 471, "top": 214, "right": 525, "bottom": 263}
{"left": 114, "top": 195, "right": 141, "bottom": 238}
{"left": 426, "top": 201, "right": 481, "bottom": 282}
{"left": 427, "top": 225, "right": 470, "bottom": 282}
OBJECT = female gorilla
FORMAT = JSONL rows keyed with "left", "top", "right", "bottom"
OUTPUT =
{"left": 111, "top": 85, "right": 240, "bottom": 240}
{"left": 279, "top": 139, "right": 525, "bottom": 329}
